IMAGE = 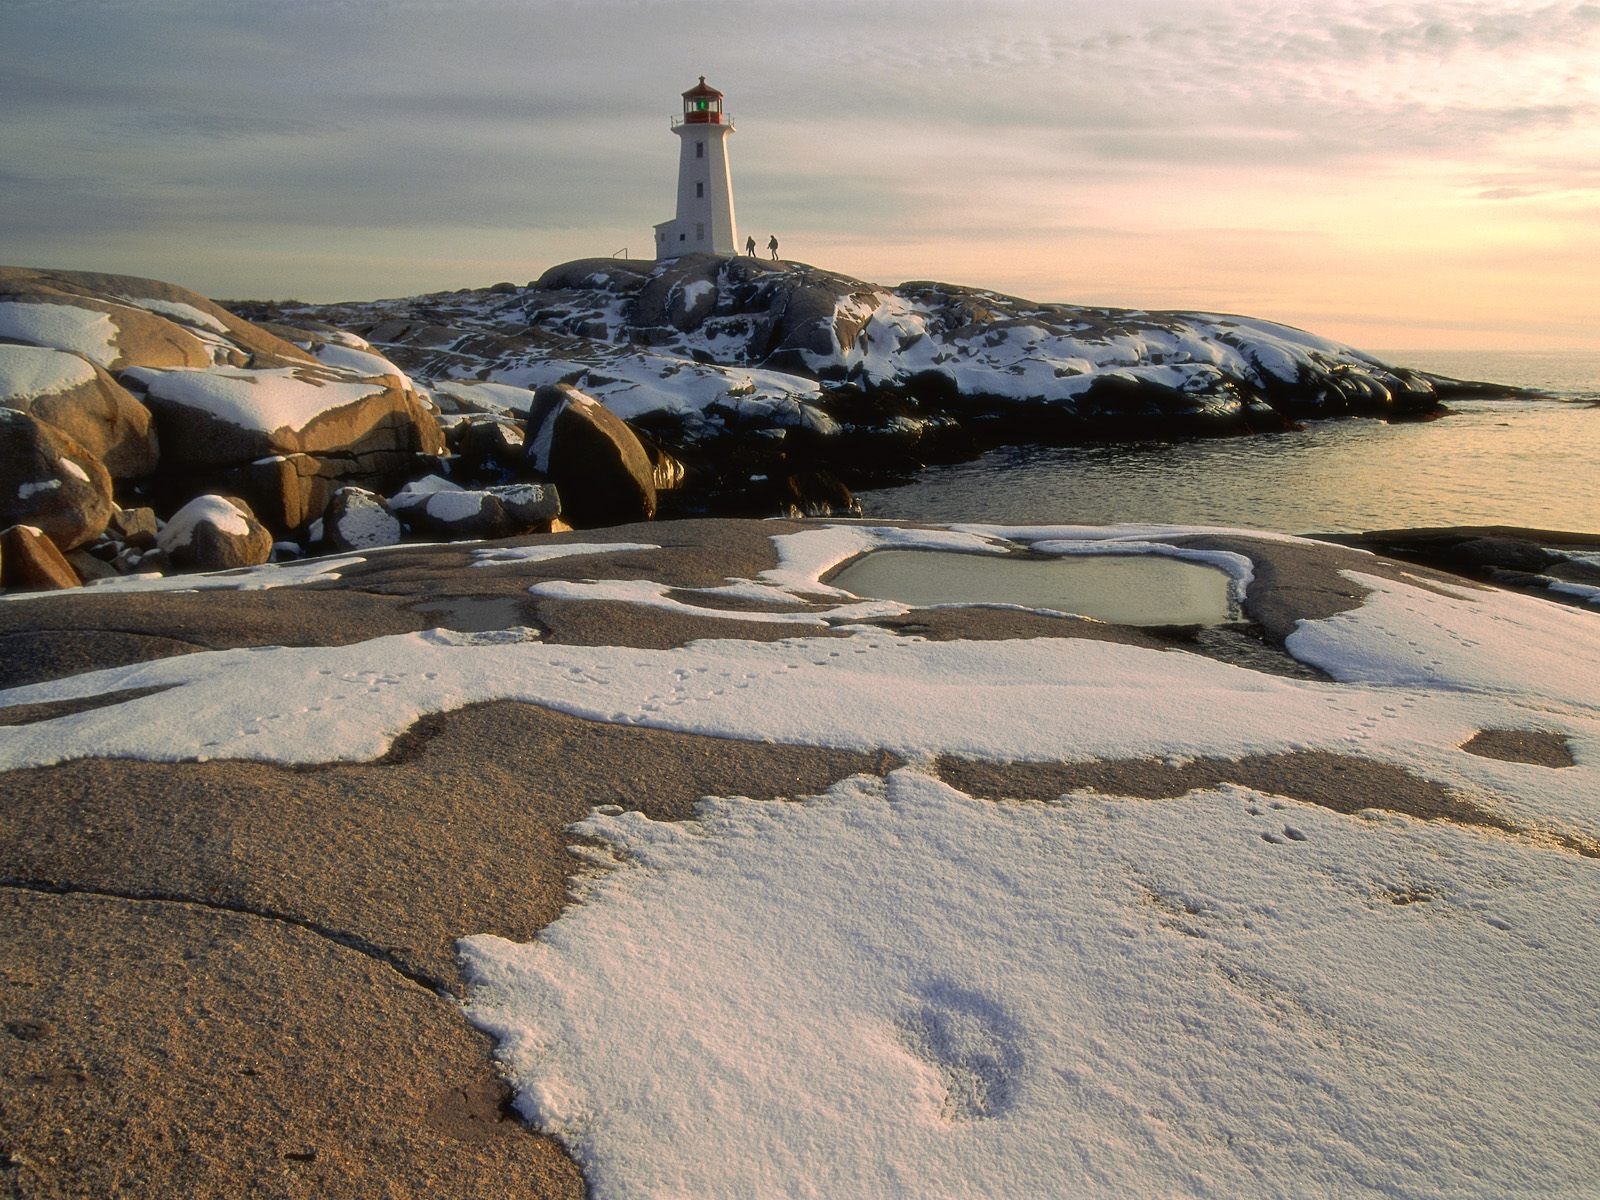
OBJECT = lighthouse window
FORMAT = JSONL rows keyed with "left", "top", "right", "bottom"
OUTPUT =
{"left": 696, "top": 182, "right": 704, "bottom": 198}
{"left": 696, "top": 223, "right": 705, "bottom": 241}
{"left": 696, "top": 142, "right": 704, "bottom": 159}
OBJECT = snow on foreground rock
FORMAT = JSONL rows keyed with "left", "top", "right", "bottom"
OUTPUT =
{"left": 461, "top": 768, "right": 1600, "bottom": 1200}
{"left": 1, "top": 523, "right": 1598, "bottom": 1195}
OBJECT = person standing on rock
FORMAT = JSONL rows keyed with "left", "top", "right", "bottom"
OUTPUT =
{"left": 768, "top": 234, "right": 779, "bottom": 261}
{"left": 746, "top": 235, "right": 757, "bottom": 257}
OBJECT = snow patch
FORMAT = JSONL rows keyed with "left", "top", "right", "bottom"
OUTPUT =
{"left": 471, "top": 543, "right": 661, "bottom": 567}
{"left": 0, "top": 344, "right": 97, "bottom": 401}
{"left": 111, "top": 296, "right": 229, "bottom": 334}
{"left": 1288, "top": 571, "right": 1600, "bottom": 711}
{"left": 0, "top": 302, "right": 118, "bottom": 367}
{"left": 156, "top": 495, "right": 251, "bottom": 551}
{"left": 461, "top": 768, "right": 1600, "bottom": 1199}
{"left": 123, "top": 365, "right": 387, "bottom": 434}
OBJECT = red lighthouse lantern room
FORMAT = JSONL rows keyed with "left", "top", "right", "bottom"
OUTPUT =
{"left": 681, "top": 76, "right": 725, "bottom": 125}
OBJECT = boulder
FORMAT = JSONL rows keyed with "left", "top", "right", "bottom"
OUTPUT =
{"left": 634, "top": 428, "right": 686, "bottom": 491}
{"left": 323, "top": 487, "right": 403, "bottom": 552}
{"left": 0, "top": 344, "right": 160, "bottom": 479}
{"left": 487, "top": 482, "right": 561, "bottom": 526}
{"left": 524, "top": 383, "right": 656, "bottom": 527}
{"left": 0, "top": 524, "right": 80, "bottom": 591}
{"left": 0, "top": 409, "right": 115, "bottom": 550}
{"left": 210, "top": 453, "right": 337, "bottom": 536}
{"left": 157, "top": 494, "right": 273, "bottom": 571}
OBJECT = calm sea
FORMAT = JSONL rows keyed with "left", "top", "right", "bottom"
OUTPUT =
{"left": 859, "top": 350, "right": 1600, "bottom": 534}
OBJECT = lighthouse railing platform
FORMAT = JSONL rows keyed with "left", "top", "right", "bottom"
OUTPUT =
{"left": 670, "top": 114, "right": 735, "bottom": 129}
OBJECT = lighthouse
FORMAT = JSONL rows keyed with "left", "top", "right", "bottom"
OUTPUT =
{"left": 653, "top": 77, "right": 738, "bottom": 258}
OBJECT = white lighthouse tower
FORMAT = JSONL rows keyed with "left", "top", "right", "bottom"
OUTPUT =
{"left": 653, "top": 76, "right": 738, "bottom": 258}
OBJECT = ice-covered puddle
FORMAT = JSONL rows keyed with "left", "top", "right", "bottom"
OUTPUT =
{"left": 460, "top": 769, "right": 1600, "bottom": 1199}
{"left": 829, "top": 548, "right": 1237, "bottom": 625}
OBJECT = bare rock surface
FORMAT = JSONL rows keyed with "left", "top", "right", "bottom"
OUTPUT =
{"left": 0, "top": 887, "right": 584, "bottom": 1200}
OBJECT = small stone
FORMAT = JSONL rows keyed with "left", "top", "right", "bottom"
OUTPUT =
{"left": 107, "top": 506, "right": 160, "bottom": 548}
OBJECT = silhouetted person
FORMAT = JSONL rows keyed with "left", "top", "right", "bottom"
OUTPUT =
{"left": 768, "top": 234, "right": 779, "bottom": 261}
{"left": 745, "top": 235, "right": 756, "bottom": 256}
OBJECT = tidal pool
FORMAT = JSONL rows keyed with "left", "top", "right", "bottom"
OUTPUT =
{"left": 829, "top": 550, "right": 1237, "bottom": 626}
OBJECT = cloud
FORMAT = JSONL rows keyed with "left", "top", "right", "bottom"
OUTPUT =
{"left": 1, "top": 0, "right": 1596, "bottom": 345}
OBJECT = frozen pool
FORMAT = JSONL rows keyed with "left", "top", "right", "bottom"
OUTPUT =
{"left": 828, "top": 550, "right": 1237, "bottom": 626}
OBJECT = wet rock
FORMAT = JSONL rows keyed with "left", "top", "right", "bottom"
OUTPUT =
{"left": 1450, "top": 537, "right": 1563, "bottom": 574}
{"left": 768, "top": 470, "right": 860, "bottom": 519}
{"left": 524, "top": 384, "right": 656, "bottom": 527}
{"left": 0, "top": 410, "right": 115, "bottom": 550}
{"left": 156, "top": 494, "right": 273, "bottom": 571}
{"left": 0, "top": 523, "right": 80, "bottom": 591}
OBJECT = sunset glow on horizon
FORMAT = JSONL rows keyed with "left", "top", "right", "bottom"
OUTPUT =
{"left": 4, "top": 0, "right": 1596, "bottom": 352}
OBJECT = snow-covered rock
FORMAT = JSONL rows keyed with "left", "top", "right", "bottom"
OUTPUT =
{"left": 0, "top": 344, "right": 159, "bottom": 479}
{"left": 122, "top": 363, "right": 443, "bottom": 470}
{"left": 323, "top": 487, "right": 403, "bottom": 552}
{"left": 156, "top": 494, "right": 272, "bottom": 571}
{"left": 0, "top": 265, "right": 449, "bottom": 538}
{"left": 387, "top": 475, "right": 561, "bottom": 540}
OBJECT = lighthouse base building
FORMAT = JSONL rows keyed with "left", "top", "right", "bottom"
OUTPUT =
{"left": 655, "top": 77, "right": 738, "bottom": 259}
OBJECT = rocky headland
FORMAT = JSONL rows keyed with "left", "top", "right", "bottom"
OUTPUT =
{"left": 0, "top": 258, "right": 1531, "bottom": 596}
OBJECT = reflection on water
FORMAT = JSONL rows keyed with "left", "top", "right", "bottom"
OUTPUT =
{"left": 862, "top": 400, "right": 1598, "bottom": 534}
{"left": 829, "top": 550, "right": 1236, "bottom": 626}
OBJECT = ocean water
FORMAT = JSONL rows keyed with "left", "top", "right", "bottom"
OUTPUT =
{"left": 859, "top": 350, "right": 1600, "bottom": 534}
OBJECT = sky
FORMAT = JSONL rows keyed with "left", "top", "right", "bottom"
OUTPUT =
{"left": 3, "top": 0, "right": 1597, "bottom": 351}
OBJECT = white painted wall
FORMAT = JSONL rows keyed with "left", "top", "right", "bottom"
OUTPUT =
{"left": 655, "top": 124, "right": 738, "bottom": 258}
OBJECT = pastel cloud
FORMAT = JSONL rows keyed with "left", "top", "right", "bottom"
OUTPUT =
{"left": 1, "top": 0, "right": 1595, "bottom": 347}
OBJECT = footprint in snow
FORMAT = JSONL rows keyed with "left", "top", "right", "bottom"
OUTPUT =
{"left": 900, "top": 980, "right": 1023, "bottom": 1121}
